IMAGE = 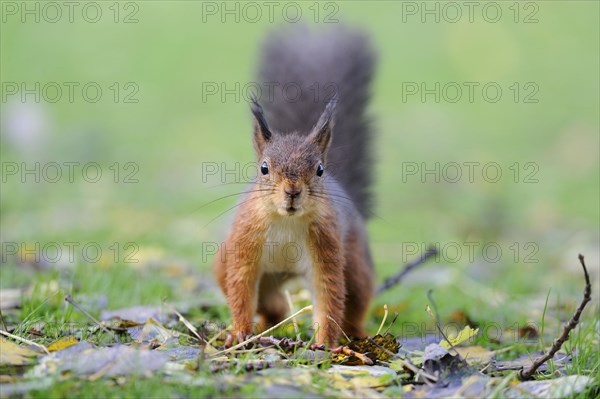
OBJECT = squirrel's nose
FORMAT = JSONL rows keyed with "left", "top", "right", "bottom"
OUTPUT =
{"left": 284, "top": 187, "right": 302, "bottom": 199}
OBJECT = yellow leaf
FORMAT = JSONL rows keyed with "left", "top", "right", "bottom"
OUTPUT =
{"left": 47, "top": 336, "right": 79, "bottom": 352}
{"left": 440, "top": 326, "right": 479, "bottom": 349}
{"left": 0, "top": 338, "right": 39, "bottom": 365}
{"left": 328, "top": 365, "right": 396, "bottom": 390}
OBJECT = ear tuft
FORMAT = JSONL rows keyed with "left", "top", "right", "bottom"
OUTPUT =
{"left": 250, "top": 95, "right": 271, "bottom": 154}
{"left": 308, "top": 94, "right": 337, "bottom": 156}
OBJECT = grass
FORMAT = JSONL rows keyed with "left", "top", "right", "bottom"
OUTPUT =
{"left": 25, "top": 377, "right": 230, "bottom": 399}
{"left": 1, "top": 1, "right": 599, "bottom": 397}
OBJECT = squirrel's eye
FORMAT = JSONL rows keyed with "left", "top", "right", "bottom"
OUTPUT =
{"left": 260, "top": 161, "right": 269, "bottom": 175}
{"left": 316, "top": 163, "right": 324, "bottom": 177}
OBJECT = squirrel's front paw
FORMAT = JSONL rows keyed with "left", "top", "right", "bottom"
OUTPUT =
{"left": 224, "top": 330, "right": 251, "bottom": 348}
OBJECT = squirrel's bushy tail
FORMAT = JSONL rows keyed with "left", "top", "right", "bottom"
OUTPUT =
{"left": 257, "top": 25, "right": 377, "bottom": 218}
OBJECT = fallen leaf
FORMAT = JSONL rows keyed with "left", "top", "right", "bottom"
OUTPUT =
{"left": 494, "top": 351, "right": 571, "bottom": 373}
{"left": 422, "top": 344, "right": 474, "bottom": 379}
{"left": 55, "top": 345, "right": 168, "bottom": 377}
{"left": 423, "top": 343, "right": 449, "bottom": 362}
{"left": 128, "top": 318, "right": 175, "bottom": 344}
{"left": 51, "top": 341, "right": 95, "bottom": 358}
{"left": 329, "top": 367, "right": 392, "bottom": 390}
{"left": 104, "top": 319, "right": 144, "bottom": 331}
{"left": 161, "top": 346, "right": 202, "bottom": 362}
{"left": 0, "top": 378, "right": 54, "bottom": 396}
{"left": 47, "top": 337, "right": 79, "bottom": 352}
{"left": 454, "top": 345, "right": 495, "bottom": 365}
{"left": 506, "top": 375, "right": 593, "bottom": 398}
{"left": 328, "top": 365, "right": 397, "bottom": 389}
{"left": 440, "top": 326, "right": 479, "bottom": 349}
{"left": 27, "top": 342, "right": 96, "bottom": 376}
{"left": 0, "top": 338, "right": 39, "bottom": 366}
{"left": 405, "top": 374, "right": 490, "bottom": 398}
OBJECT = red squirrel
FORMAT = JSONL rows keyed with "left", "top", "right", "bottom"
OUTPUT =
{"left": 214, "top": 26, "right": 376, "bottom": 347}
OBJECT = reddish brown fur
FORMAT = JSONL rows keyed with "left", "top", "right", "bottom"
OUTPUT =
{"left": 214, "top": 191, "right": 374, "bottom": 346}
{"left": 214, "top": 98, "right": 374, "bottom": 347}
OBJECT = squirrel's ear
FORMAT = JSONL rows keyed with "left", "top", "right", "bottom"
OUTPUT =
{"left": 308, "top": 95, "right": 337, "bottom": 156}
{"left": 250, "top": 96, "right": 271, "bottom": 154}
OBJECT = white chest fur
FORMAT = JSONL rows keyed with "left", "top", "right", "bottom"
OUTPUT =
{"left": 260, "top": 216, "right": 313, "bottom": 275}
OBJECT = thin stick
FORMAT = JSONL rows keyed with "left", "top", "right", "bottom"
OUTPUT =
{"left": 376, "top": 246, "right": 438, "bottom": 295}
{"left": 327, "top": 315, "right": 350, "bottom": 342}
{"left": 64, "top": 295, "right": 120, "bottom": 343}
{"left": 228, "top": 346, "right": 273, "bottom": 355}
{"left": 211, "top": 305, "right": 313, "bottom": 357}
{"left": 0, "top": 329, "right": 50, "bottom": 355}
{"left": 0, "top": 309, "right": 8, "bottom": 331}
{"left": 384, "top": 312, "right": 399, "bottom": 335}
{"left": 284, "top": 290, "right": 301, "bottom": 341}
{"left": 258, "top": 336, "right": 324, "bottom": 351}
{"left": 376, "top": 304, "right": 388, "bottom": 336}
{"left": 171, "top": 306, "right": 209, "bottom": 346}
{"left": 331, "top": 345, "right": 373, "bottom": 366}
{"left": 208, "top": 324, "right": 231, "bottom": 346}
{"left": 427, "top": 290, "right": 461, "bottom": 357}
{"left": 519, "top": 254, "right": 592, "bottom": 380}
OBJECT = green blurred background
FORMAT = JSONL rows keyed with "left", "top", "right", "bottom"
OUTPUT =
{"left": 1, "top": 1, "right": 598, "bottom": 326}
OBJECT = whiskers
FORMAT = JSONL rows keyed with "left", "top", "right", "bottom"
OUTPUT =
{"left": 307, "top": 187, "right": 356, "bottom": 209}
{"left": 190, "top": 180, "right": 274, "bottom": 228}
{"left": 191, "top": 187, "right": 272, "bottom": 214}
{"left": 308, "top": 187, "right": 387, "bottom": 222}
{"left": 201, "top": 191, "right": 272, "bottom": 229}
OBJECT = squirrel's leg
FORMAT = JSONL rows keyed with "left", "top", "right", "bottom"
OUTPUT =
{"left": 342, "top": 227, "right": 374, "bottom": 338}
{"left": 256, "top": 273, "right": 288, "bottom": 331}
{"left": 309, "top": 223, "right": 346, "bottom": 347}
{"left": 223, "top": 239, "right": 261, "bottom": 347}
{"left": 214, "top": 247, "right": 228, "bottom": 296}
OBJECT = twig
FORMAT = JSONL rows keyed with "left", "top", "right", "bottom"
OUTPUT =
{"left": 64, "top": 295, "right": 120, "bottom": 343}
{"left": 376, "top": 246, "right": 438, "bottom": 295}
{"left": 0, "top": 329, "right": 50, "bottom": 355}
{"left": 519, "top": 254, "right": 592, "bottom": 380}
{"left": 210, "top": 358, "right": 282, "bottom": 373}
{"left": 207, "top": 324, "right": 231, "bottom": 346}
{"left": 211, "top": 305, "right": 313, "bottom": 357}
{"left": 427, "top": 290, "right": 461, "bottom": 357}
{"left": 327, "top": 314, "right": 350, "bottom": 342}
{"left": 384, "top": 312, "right": 399, "bottom": 335}
{"left": 331, "top": 345, "right": 374, "bottom": 365}
{"left": 258, "top": 336, "right": 325, "bottom": 351}
{"left": 170, "top": 306, "right": 211, "bottom": 347}
{"left": 227, "top": 346, "right": 273, "bottom": 354}
{"left": 284, "top": 290, "right": 301, "bottom": 341}
{"left": 376, "top": 304, "right": 388, "bottom": 336}
{"left": 0, "top": 309, "right": 8, "bottom": 331}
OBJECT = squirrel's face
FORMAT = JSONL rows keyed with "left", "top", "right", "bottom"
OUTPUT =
{"left": 259, "top": 135, "right": 326, "bottom": 217}
{"left": 250, "top": 97, "right": 336, "bottom": 217}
